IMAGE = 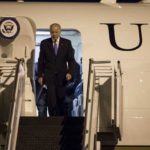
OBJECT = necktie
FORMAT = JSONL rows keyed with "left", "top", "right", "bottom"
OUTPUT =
{"left": 53, "top": 42, "right": 58, "bottom": 56}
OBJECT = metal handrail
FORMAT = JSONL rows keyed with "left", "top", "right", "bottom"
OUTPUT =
{"left": 83, "top": 58, "right": 93, "bottom": 150}
{"left": 83, "top": 58, "right": 101, "bottom": 150}
{"left": 4, "top": 59, "right": 25, "bottom": 150}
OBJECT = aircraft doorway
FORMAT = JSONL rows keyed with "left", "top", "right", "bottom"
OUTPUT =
{"left": 34, "top": 29, "right": 83, "bottom": 117}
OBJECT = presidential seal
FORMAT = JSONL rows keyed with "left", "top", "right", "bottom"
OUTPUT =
{"left": 0, "top": 18, "right": 20, "bottom": 40}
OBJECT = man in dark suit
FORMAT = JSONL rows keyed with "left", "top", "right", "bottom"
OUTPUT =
{"left": 38, "top": 23, "right": 75, "bottom": 116}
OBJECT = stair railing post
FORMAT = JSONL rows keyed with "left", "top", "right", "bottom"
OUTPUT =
{"left": 5, "top": 59, "right": 25, "bottom": 150}
{"left": 111, "top": 65, "right": 115, "bottom": 123}
{"left": 116, "top": 60, "right": 123, "bottom": 139}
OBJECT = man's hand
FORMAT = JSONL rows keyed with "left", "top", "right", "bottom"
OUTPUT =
{"left": 38, "top": 77, "right": 43, "bottom": 86}
{"left": 66, "top": 73, "right": 72, "bottom": 81}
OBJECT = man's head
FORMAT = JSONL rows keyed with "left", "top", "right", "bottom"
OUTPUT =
{"left": 50, "top": 23, "right": 61, "bottom": 41}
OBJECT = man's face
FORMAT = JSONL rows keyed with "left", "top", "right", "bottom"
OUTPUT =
{"left": 50, "top": 26, "right": 61, "bottom": 41}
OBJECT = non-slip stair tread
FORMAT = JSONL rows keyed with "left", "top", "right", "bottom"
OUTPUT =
{"left": 16, "top": 136, "right": 61, "bottom": 149}
{"left": 17, "top": 136, "right": 62, "bottom": 142}
{"left": 16, "top": 117, "right": 84, "bottom": 150}
{"left": 19, "top": 117, "right": 84, "bottom": 126}
{"left": 17, "top": 135, "right": 83, "bottom": 144}
{"left": 16, "top": 145, "right": 82, "bottom": 150}
{"left": 17, "top": 137, "right": 83, "bottom": 144}
{"left": 18, "top": 126, "right": 84, "bottom": 136}
{"left": 16, "top": 136, "right": 83, "bottom": 150}
{"left": 19, "top": 117, "right": 64, "bottom": 125}
{"left": 18, "top": 125, "right": 63, "bottom": 136}
{"left": 16, "top": 144, "right": 61, "bottom": 150}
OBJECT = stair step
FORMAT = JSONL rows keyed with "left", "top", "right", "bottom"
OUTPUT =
{"left": 19, "top": 117, "right": 64, "bottom": 126}
{"left": 16, "top": 136, "right": 83, "bottom": 150}
{"left": 18, "top": 125, "right": 63, "bottom": 136}
{"left": 17, "top": 135, "right": 83, "bottom": 143}
{"left": 16, "top": 142, "right": 60, "bottom": 150}
{"left": 17, "top": 135, "right": 83, "bottom": 145}
{"left": 19, "top": 117, "right": 84, "bottom": 126}
{"left": 16, "top": 136, "right": 61, "bottom": 144}
{"left": 97, "top": 131, "right": 118, "bottom": 146}
{"left": 16, "top": 117, "right": 84, "bottom": 150}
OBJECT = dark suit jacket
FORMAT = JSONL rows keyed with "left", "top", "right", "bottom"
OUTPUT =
{"left": 38, "top": 37, "right": 75, "bottom": 87}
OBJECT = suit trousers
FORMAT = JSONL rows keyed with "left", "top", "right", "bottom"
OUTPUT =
{"left": 45, "top": 74, "right": 67, "bottom": 116}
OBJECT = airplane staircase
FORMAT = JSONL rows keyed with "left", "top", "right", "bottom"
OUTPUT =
{"left": 0, "top": 58, "right": 85, "bottom": 150}
{"left": 1, "top": 58, "right": 122, "bottom": 150}
{"left": 83, "top": 59, "right": 123, "bottom": 150}
{"left": 16, "top": 116, "right": 84, "bottom": 150}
